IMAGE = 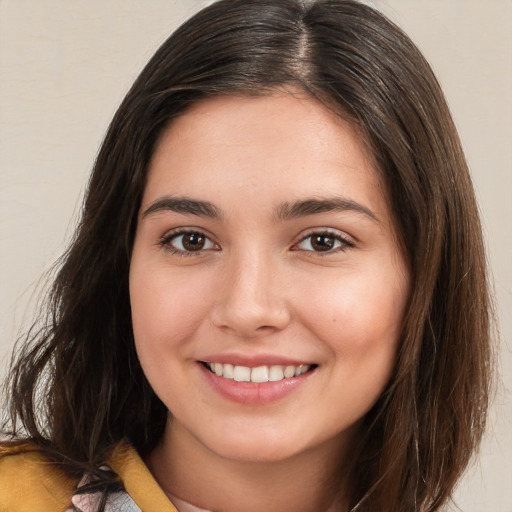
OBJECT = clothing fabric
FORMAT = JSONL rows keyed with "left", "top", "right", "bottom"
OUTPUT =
{"left": 0, "top": 440, "right": 184, "bottom": 512}
{"left": 66, "top": 471, "right": 142, "bottom": 512}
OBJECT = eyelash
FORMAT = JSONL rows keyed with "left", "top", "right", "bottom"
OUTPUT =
{"left": 159, "top": 229, "right": 219, "bottom": 257}
{"left": 293, "top": 229, "right": 355, "bottom": 256}
{"left": 159, "top": 228, "right": 354, "bottom": 257}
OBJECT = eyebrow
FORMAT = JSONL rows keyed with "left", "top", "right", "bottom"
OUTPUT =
{"left": 143, "top": 196, "right": 222, "bottom": 219}
{"left": 142, "top": 195, "right": 378, "bottom": 223}
{"left": 276, "top": 197, "right": 379, "bottom": 222}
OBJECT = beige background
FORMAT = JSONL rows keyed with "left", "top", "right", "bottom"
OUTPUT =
{"left": 1, "top": 1, "right": 510, "bottom": 510}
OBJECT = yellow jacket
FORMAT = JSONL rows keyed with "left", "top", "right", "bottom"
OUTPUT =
{"left": 0, "top": 441, "right": 178, "bottom": 512}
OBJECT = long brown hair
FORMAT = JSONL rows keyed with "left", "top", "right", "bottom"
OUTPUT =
{"left": 2, "top": 1, "right": 493, "bottom": 510}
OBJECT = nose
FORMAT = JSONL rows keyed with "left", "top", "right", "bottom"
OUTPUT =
{"left": 210, "top": 250, "right": 291, "bottom": 338}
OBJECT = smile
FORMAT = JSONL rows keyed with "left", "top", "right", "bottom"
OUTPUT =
{"left": 203, "top": 362, "right": 314, "bottom": 383}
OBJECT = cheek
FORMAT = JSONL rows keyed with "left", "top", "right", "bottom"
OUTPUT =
{"left": 129, "top": 263, "right": 217, "bottom": 415}
{"left": 299, "top": 264, "right": 408, "bottom": 425}
{"left": 129, "top": 262, "right": 213, "bottom": 360}
{"left": 297, "top": 261, "right": 408, "bottom": 359}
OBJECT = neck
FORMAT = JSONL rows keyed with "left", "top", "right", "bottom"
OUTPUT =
{"left": 146, "top": 417, "right": 358, "bottom": 512}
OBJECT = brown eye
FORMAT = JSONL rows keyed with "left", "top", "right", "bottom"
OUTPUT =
{"left": 310, "top": 234, "right": 335, "bottom": 251}
{"left": 182, "top": 232, "right": 206, "bottom": 251}
{"left": 163, "top": 231, "right": 217, "bottom": 254}
{"left": 294, "top": 231, "right": 353, "bottom": 254}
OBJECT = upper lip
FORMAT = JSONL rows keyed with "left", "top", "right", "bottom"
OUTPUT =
{"left": 199, "top": 353, "right": 315, "bottom": 368}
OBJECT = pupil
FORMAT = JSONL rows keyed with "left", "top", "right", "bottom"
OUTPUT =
{"left": 183, "top": 233, "right": 205, "bottom": 251}
{"left": 312, "top": 235, "right": 334, "bottom": 251}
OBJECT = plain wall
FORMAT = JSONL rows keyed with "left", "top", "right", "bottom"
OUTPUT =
{"left": 1, "top": 1, "right": 511, "bottom": 510}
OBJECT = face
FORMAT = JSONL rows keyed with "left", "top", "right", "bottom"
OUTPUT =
{"left": 130, "top": 93, "right": 410, "bottom": 464}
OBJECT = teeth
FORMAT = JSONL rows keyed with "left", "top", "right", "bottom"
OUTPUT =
{"left": 251, "top": 366, "right": 269, "bottom": 383}
{"left": 284, "top": 365, "right": 296, "bottom": 378}
{"left": 268, "top": 365, "right": 284, "bottom": 381}
{"left": 294, "top": 365, "right": 304, "bottom": 376}
{"left": 206, "top": 362, "right": 312, "bottom": 383}
{"left": 233, "top": 365, "right": 251, "bottom": 382}
{"left": 223, "top": 363, "right": 234, "bottom": 379}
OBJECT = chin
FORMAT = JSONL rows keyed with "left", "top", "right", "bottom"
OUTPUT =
{"left": 202, "top": 427, "right": 306, "bottom": 463}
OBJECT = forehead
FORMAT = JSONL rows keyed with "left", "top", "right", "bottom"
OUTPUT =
{"left": 151, "top": 92, "right": 374, "bottom": 164}
{"left": 144, "top": 93, "right": 386, "bottom": 219}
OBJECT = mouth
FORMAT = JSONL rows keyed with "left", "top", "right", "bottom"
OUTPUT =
{"left": 201, "top": 361, "right": 317, "bottom": 384}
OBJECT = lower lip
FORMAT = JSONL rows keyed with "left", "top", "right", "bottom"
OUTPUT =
{"left": 199, "top": 364, "right": 315, "bottom": 405}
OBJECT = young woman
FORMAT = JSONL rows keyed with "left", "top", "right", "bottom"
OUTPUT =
{"left": 0, "top": 1, "right": 493, "bottom": 511}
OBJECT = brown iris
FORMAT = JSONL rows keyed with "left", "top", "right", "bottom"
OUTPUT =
{"left": 310, "top": 234, "right": 335, "bottom": 251}
{"left": 182, "top": 232, "right": 206, "bottom": 251}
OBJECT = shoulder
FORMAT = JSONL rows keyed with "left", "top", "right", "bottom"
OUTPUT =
{"left": 0, "top": 442, "right": 77, "bottom": 512}
{"left": 108, "top": 441, "right": 178, "bottom": 512}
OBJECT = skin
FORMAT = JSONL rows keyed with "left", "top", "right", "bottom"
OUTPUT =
{"left": 129, "top": 92, "right": 410, "bottom": 511}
